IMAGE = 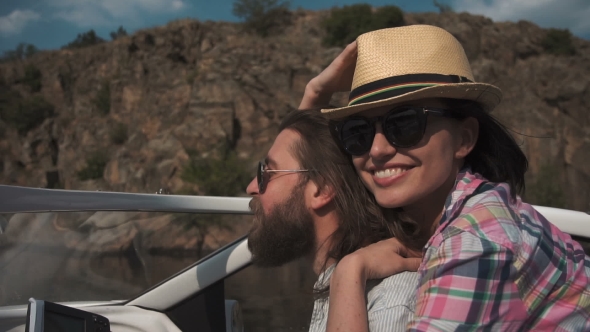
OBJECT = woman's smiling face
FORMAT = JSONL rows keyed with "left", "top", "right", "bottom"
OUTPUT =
{"left": 350, "top": 99, "right": 478, "bottom": 221}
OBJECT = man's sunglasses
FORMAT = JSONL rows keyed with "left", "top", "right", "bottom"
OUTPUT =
{"left": 257, "top": 161, "right": 310, "bottom": 194}
{"left": 331, "top": 106, "right": 459, "bottom": 156}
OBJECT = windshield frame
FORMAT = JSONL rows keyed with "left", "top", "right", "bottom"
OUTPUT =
{"left": 0, "top": 185, "right": 254, "bottom": 310}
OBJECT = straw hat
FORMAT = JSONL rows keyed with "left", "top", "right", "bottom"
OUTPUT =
{"left": 321, "top": 25, "right": 502, "bottom": 119}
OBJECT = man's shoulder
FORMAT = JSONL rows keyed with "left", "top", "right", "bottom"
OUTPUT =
{"left": 379, "top": 271, "right": 421, "bottom": 288}
{"left": 366, "top": 271, "right": 419, "bottom": 312}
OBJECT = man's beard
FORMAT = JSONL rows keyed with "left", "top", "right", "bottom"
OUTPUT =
{"left": 248, "top": 184, "right": 316, "bottom": 267}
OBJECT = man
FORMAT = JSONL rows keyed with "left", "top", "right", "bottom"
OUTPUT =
{"left": 246, "top": 109, "right": 421, "bottom": 331}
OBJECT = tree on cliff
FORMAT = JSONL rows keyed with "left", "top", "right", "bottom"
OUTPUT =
{"left": 433, "top": 0, "right": 453, "bottom": 13}
{"left": 110, "top": 26, "right": 128, "bottom": 40}
{"left": 62, "top": 30, "right": 105, "bottom": 49}
{"left": 322, "top": 4, "right": 404, "bottom": 47}
{"left": 232, "top": 0, "right": 292, "bottom": 37}
{"left": 1, "top": 43, "right": 38, "bottom": 62}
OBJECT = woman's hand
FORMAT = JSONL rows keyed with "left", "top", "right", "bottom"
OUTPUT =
{"left": 339, "top": 237, "right": 422, "bottom": 281}
{"left": 298, "top": 41, "right": 358, "bottom": 109}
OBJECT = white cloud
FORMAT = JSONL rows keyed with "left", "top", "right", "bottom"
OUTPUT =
{"left": 0, "top": 9, "right": 41, "bottom": 36}
{"left": 171, "top": 0, "right": 185, "bottom": 10}
{"left": 48, "top": 0, "right": 187, "bottom": 27}
{"left": 101, "top": 0, "right": 186, "bottom": 18}
{"left": 53, "top": 6, "right": 110, "bottom": 27}
{"left": 453, "top": 0, "right": 590, "bottom": 37}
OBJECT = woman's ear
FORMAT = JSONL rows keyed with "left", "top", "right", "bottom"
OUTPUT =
{"left": 455, "top": 117, "right": 479, "bottom": 159}
{"left": 306, "top": 180, "right": 336, "bottom": 211}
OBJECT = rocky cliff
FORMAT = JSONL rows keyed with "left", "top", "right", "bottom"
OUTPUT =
{"left": 1, "top": 10, "right": 589, "bottom": 212}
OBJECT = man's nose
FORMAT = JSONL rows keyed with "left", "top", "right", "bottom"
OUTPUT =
{"left": 246, "top": 177, "right": 259, "bottom": 195}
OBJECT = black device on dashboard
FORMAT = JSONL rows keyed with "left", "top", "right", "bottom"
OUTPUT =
{"left": 25, "top": 298, "right": 110, "bottom": 332}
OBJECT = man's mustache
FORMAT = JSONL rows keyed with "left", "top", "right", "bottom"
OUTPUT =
{"left": 249, "top": 197, "right": 262, "bottom": 218}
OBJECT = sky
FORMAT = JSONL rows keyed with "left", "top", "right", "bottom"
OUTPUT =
{"left": 1, "top": 0, "right": 589, "bottom": 53}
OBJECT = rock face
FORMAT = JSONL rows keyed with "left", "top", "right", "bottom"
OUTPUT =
{"left": 0, "top": 11, "right": 589, "bottom": 212}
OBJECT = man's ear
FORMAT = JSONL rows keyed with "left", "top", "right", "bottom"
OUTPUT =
{"left": 306, "top": 180, "right": 336, "bottom": 211}
{"left": 455, "top": 117, "right": 479, "bottom": 159}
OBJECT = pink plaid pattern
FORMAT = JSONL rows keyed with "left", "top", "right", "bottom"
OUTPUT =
{"left": 408, "top": 169, "right": 590, "bottom": 331}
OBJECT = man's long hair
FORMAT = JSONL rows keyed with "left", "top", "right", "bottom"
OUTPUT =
{"left": 279, "top": 109, "right": 393, "bottom": 293}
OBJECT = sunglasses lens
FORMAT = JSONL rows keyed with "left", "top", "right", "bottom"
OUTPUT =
{"left": 337, "top": 108, "right": 426, "bottom": 155}
{"left": 339, "top": 119, "right": 375, "bottom": 155}
{"left": 383, "top": 108, "right": 423, "bottom": 147}
{"left": 257, "top": 162, "right": 266, "bottom": 193}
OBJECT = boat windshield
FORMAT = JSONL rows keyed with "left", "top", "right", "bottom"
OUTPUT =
{"left": 0, "top": 211, "right": 250, "bottom": 306}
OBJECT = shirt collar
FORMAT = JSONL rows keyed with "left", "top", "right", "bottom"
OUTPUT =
{"left": 314, "top": 264, "right": 336, "bottom": 290}
{"left": 439, "top": 167, "right": 487, "bottom": 227}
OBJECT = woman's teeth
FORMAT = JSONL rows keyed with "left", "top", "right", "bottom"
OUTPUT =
{"left": 374, "top": 168, "right": 407, "bottom": 178}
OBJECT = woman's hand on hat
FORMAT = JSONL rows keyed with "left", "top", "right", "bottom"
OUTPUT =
{"left": 299, "top": 41, "right": 358, "bottom": 109}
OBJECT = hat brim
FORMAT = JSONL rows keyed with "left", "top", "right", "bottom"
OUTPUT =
{"left": 321, "top": 83, "right": 502, "bottom": 119}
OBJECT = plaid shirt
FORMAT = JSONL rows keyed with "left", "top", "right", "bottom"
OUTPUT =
{"left": 408, "top": 169, "right": 590, "bottom": 331}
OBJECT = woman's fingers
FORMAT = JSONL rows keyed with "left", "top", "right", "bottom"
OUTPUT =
{"left": 298, "top": 41, "right": 359, "bottom": 109}
{"left": 355, "top": 238, "right": 423, "bottom": 278}
{"left": 320, "top": 41, "right": 358, "bottom": 92}
{"left": 403, "top": 257, "right": 422, "bottom": 272}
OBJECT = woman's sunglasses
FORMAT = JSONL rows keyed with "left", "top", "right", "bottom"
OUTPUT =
{"left": 257, "top": 161, "right": 310, "bottom": 194}
{"left": 331, "top": 106, "right": 458, "bottom": 156}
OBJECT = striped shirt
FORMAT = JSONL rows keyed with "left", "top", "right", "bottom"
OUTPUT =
{"left": 309, "top": 265, "right": 419, "bottom": 332}
{"left": 408, "top": 169, "right": 590, "bottom": 331}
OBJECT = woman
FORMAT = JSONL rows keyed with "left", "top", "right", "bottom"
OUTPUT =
{"left": 300, "top": 25, "right": 590, "bottom": 331}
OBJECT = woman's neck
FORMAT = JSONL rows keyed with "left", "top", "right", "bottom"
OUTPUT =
{"left": 404, "top": 168, "right": 459, "bottom": 236}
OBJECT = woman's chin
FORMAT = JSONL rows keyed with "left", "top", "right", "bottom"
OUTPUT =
{"left": 375, "top": 195, "right": 405, "bottom": 209}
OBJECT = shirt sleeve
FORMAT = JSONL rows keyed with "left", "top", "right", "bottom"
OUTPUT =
{"left": 407, "top": 229, "right": 526, "bottom": 331}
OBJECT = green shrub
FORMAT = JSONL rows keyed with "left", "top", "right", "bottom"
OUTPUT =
{"left": 542, "top": 29, "right": 576, "bottom": 56}
{"left": 182, "top": 144, "right": 252, "bottom": 196}
{"left": 77, "top": 151, "right": 109, "bottom": 181}
{"left": 322, "top": 4, "right": 404, "bottom": 47}
{"left": 370, "top": 6, "right": 405, "bottom": 31}
{"left": 525, "top": 163, "right": 566, "bottom": 208}
{"left": 433, "top": 0, "right": 453, "bottom": 13}
{"left": 0, "top": 90, "right": 54, "bottom": 135}
{"left": 110, "top": 122, "right": 128, "bottom": 144}
{"left": 232, "top": 0, "right": 292, "bottom": 37}
{"left": 110, "top": 26, "right": 128, "bottom": 41}
{"left": 94, "top": 81, "right": 111, "bottom": 116}
{"left": 63, "top": 30, "right": 105, "bottom": 49}
{"left": 23, "top": 64, "right": 42, "bottom": 92}
{"left": 0, "top": 43, "right": 38, "bottom": 62}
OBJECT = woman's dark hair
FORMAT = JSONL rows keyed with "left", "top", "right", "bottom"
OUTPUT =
{"left": 448, "top": 99, "right": 529, "bottom": 198}
{"left": 279, "top": 109, "right": 395, "bottom": 295}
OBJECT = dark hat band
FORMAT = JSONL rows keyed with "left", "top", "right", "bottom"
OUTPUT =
{"left": 348, "top": 73, "right": 473, "bottom": 106}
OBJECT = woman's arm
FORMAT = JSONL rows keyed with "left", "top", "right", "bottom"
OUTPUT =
{"left": 298, "top": 41, "right": 358, "bottom": 110}
{"left": 327, "top": 238, "right": 422, "bottom": 332}
{"left": 327, "top": 255, "right": 370, "bottom": 332}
